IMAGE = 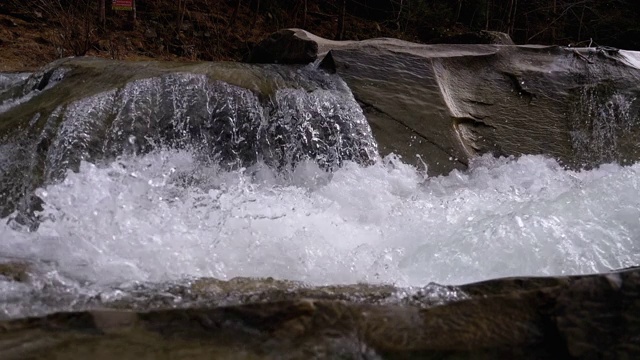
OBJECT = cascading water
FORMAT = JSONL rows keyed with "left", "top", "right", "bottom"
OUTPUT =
{"left": 0, "top": 64, "right": 377, "bottom": 222}
{"left": 570, "top": 81, "right": 639, "bottom": 166}
{"left": 1, "top": 59, "right": 639, "bottom": 320}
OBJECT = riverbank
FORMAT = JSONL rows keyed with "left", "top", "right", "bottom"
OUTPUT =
{"left": 2, "top": 0, "right": 639, "bottom": 72}
{"left": 0, "top": 0, "right": 411, "bottom": 72}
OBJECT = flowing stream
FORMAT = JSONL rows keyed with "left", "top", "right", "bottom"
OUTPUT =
{"left": 1, "top": 61, "right": 639, "bottom": 319}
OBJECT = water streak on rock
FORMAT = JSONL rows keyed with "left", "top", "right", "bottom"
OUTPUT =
{"left": 0, "top": 60, "right": 378, "bottom": 221}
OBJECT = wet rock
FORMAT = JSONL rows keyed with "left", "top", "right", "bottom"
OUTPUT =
{"left": 1, "top": 268, "right": 639, "bottom": 359}
{"left": 553, "top": 269, "right": 640, "bottom": 358}
{"left": 255, "top": 29, "right": 640, "bottom": 175}
{"left": 95, "top": 277, "right": 466, "bottom": 314}
{"left": 187, "top": 277, "right": 465, "bottom": 308}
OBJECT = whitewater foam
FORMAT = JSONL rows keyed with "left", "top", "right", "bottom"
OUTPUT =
{"left": 1, "top": 151, "right": 639, "bottom": 290}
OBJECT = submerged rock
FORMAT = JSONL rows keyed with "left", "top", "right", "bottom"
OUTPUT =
{"left": 253, "top": 29, "right": 640, "bottom": 175}
{"left": 0, "top": 262, "right": 30, "bottom": 282}
{"left": 1, "top": 267, "right": 638, "bottom": 359}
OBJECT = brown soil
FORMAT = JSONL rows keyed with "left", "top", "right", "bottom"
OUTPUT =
{"left": 3, "top": 1, "right": 637, "bottom": 73}
{"left": 0, "top": 13, "right": 58, "bottom": 71}
{"left": 0, "top": 1, "right": 424, "bottom": 72}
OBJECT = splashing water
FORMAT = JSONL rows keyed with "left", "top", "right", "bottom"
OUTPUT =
{"left": 1, "top": 63, "right": 640, "bottom": 319}
{"left": 1, "top": 150, "right": 639, "bottom": 294}
{"left": 0, "top": 71, "right": 378, "bottom": 219}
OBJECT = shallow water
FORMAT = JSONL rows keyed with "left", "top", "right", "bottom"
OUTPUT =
{"left": 1, "top": 150, "right": 638, "bottom": 296}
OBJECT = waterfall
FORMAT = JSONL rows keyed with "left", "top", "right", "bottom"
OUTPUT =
{"left": 570, "top": 83, "right": 639, "bottom": 166}
{"left": 0, "top": 58, "right": 639, "bottom": 320}
{"left": 0, "top": 63, "right": 377, "bottom": 223}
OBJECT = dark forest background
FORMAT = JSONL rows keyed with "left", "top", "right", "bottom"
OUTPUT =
{"left": 1, "top": 0, "right": 639, "bottom": 69}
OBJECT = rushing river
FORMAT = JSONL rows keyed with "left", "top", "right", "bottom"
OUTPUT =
{"left": 2, "top": 150, "right": 639, "bottom": 289}
{"left": 1, "top": 59, "right": 640, "bottom": 320}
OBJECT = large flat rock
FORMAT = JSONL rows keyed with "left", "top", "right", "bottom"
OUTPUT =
{"left": 1, "top": 267, "right": 639, "bottom": 359}
{"left": 253, "top": 29, "right": 640, "bottom": 175}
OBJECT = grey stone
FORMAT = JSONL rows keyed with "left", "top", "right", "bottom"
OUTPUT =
{"left": 255, "top": 29, "right": 640, "bottom": 175}
{"left": 1, "top": 267, "right": 639, "bottom": 359}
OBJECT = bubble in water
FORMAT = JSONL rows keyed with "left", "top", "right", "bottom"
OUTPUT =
{"left": 0, "top": 151, "right": 639, "bottom": 292}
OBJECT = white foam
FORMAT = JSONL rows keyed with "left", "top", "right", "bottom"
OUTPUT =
{"left": 620, "top": 50, "right": 640, "bottom": 70}
{"left": 1, "top": 151, "right": 639, "bottom": 289}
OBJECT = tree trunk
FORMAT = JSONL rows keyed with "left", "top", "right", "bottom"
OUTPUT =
{"left": 229, "top": 0, "right": 241, "bottom": 29}
{"left": 302, "top": 0, "right": 307, "bottom": 29}
{"left": 395, "top": 0, "right": 404, "bottom": 24}
{"left": 252, "top": 0, "right": 260, "bottom": 29}
{"left": 505, "top": 0, "right": 513, "bottom": 34}
{"left": 578, "top": 4, "right": 585, "bottom": 43}
{"left": 98, "top": 0, "right": 106, "bottom": 29}
{"left": 485, "top": 0, "right": 491, "bottom": 30}
{"left": 127, "top": 0, "right": 137, "bottom": 27}
{"left": 335, "top": 0, "right": 346, "bottom": 40}
{"left": 510, "top": 0, "right": 517, "bottom": 36}
{"left": 504, "top": 0, "right": 519, "bottom": 35}
{"left": 454, "top": 0, "right": 462, "bottom": 24}
{"left": 177, "top": 0, "right": 185, "bottom": 32}
{"left": 551, "top": 0, "right": 557, "bottom": 41}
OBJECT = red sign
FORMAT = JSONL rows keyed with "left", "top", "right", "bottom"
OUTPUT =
{"left": 112, "top": 0, "right": 133, "bottom": 11}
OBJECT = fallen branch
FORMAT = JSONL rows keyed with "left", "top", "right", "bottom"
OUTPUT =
{"left": 572, "top": 49, "right": 594, "bottom": 64}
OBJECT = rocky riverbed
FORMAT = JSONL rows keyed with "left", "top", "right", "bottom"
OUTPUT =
{"left": 1, "top": 30, "right": 640, "bottom": 359}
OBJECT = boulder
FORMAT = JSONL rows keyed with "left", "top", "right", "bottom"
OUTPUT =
{"left": 248, "top": 29, "right": 319, "bottom": 64}
{"left": 254, "top": 30, "right": 640, "bottom": 175}
{"left": 1, "top": 267, "right": 639, "bottom": 359}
